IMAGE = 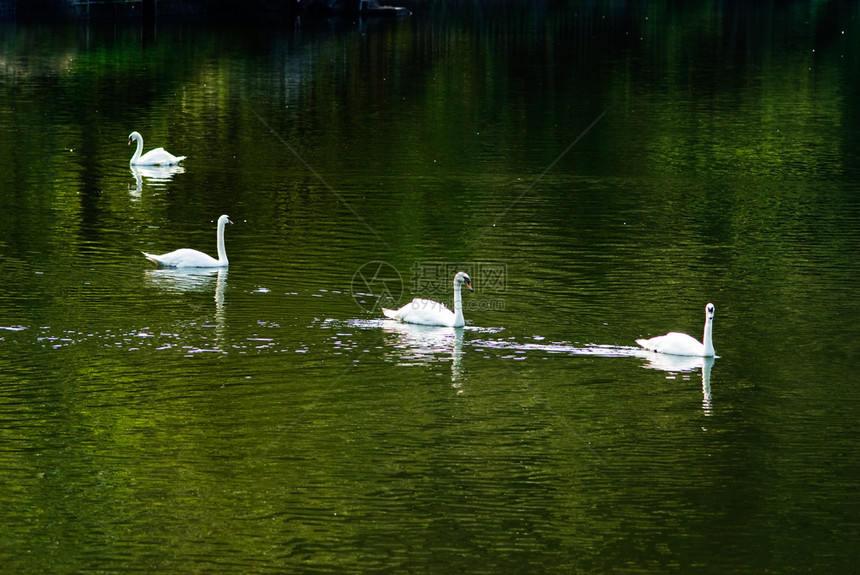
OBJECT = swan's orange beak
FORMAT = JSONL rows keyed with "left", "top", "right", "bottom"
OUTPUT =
{"left": 464, "top": 279, "right": 473, "bottom": 292}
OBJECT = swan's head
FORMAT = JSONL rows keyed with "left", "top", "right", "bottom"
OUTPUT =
{"left": 454, "top": 271, "right": 473, "bottom": 292}
{"left": 218, "top": 214, "right": 234, "bottom": 226}
{"left": 706, "top": 303, "right": 715, "bottom": 321}
{"left": 128, "top": 131, "right": 142, "bottom": 145}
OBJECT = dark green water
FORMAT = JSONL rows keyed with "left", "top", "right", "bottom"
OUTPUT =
{"left": 1, "top": 2, "right": 859, "bottom": 573}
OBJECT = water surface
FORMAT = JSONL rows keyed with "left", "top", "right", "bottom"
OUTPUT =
{"left": 1, "top": 3, "right": 859, "bottom": 573}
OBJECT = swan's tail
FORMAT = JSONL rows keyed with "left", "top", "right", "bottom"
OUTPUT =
{"left": 635, "top": 338, "right": 653, "bottom": 350}
{"left": 382, "top": 308, "right": 399, "bottom": 320}
{"left": 141, "top": 251, "right": 161, "bottom": 266}
{"left": 175, "top": 156, "right": 187, "bottom": 163}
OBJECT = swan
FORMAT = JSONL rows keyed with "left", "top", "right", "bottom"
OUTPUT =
{"left": 383, "top": 271, "right": 473, "bottom": 327}
{"left": 128, "top": 131, "right": 186, "bottom": 165}
{"left": 636, "top": 303, "right": 716, "bottom": 357}
{"left": 142, "top": 215, "right": 232, "bottom": 268}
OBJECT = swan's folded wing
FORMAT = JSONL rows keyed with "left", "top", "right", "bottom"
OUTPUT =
{"left": 637, "top": 332, "right": 704, "bottom": 356}
{"left": 138, "top": 147, "right": 185, "bottom": 166}
{"left": 141, "top": 248, "right": 220, "bottom": 268}
{"left": 390, "top": 298, "right": 455, "bottom": 326}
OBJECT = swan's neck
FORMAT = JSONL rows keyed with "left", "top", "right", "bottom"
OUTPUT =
{"left": 131, "top": 135, "right": 143, "bottom": 163}
{"left": 216, "top": 220, "right": 228, "bottom": 265}
{"left": 452, "top": 281, "right": 465, "bottom": 327}
{"left": 703, "top": 318, "right": 715, "bottom": 356}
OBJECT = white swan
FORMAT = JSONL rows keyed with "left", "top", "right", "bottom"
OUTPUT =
{"left": 128, "top": 131, "right": 186, "bottom": 165}
{"left": 636, "top": 303, "right": 716, "bottom": 357}
{"left": 383, "top": 271, "right": 473, "bottom": 327}
{"left": 143, "top": 215, "right": 232, "bottom": 268}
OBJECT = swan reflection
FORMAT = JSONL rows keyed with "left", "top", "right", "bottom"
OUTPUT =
{"left": 639, "top": 352, "right": 714, "bottom": 415}
{"left": 381, "top": 320, "right": 465, "bottom": 388}
{"left": 130, "top": 164, "right": 186, "bottom": 196}
{"left": 701, "top": 357, "right": 713, "bottom": 415}
{"left": 144, "top": 267, "right": 228, "bottom": 350}
{"left": 145, "top": 267, "right": 224, "bottom": 293}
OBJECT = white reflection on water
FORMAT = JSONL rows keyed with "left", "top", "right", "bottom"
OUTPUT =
{"left": 288, "top": 317, "right": 717, "bottom": 411}
{"left": 145, "top": 267, "right": 228, "bottom": 350}
{"left": 380, "top": 320, "right": 466, "bottom": 388}
{"left": 344, "top": 319, "right": 507, "bottom": 389}
{"left": 638, "top": 352, "right": 715, "bottom": 415}
{"left": 145, "top": 267, "right": 225, "bottom": 295}
{"left": 129, "top": 164, "right": 186, "bottom": 196}
{"left": 468, "top": 337, "right": 642, "bottom": 358}
{"left": 465, "top": 336, "right": 716, "bottom": 415}
{"left": 702, "top": 357, "right": 714, "bottom": 415}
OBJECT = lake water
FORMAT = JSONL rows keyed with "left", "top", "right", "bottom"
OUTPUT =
{"left": 1, "top": 2, "right": 859, "bottom": 573}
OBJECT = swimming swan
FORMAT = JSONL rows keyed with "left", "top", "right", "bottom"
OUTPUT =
{"left": 383, "top": 271, "right": 473, "bottom": 327}
{"left": 143, "top": 215, "right": 232, "bottom": 268}
{"left": 128, "top": 131, "right": 186, "bottom": 165}
{"left": 636, "top": 303, "right": 716, "bottom": 357}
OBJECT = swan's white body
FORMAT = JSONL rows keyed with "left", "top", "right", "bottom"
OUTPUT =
{"left": 143, "top": 215, "right": 232, "bottom": 268}
{"left": 128, "top": 131, "right": 186, "bottom": 165}
{"left": 636, "top": 303, "right": 716, "bottom": 357}
{"left": 383, "top": 271, "right": 473, "bottom": 327}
